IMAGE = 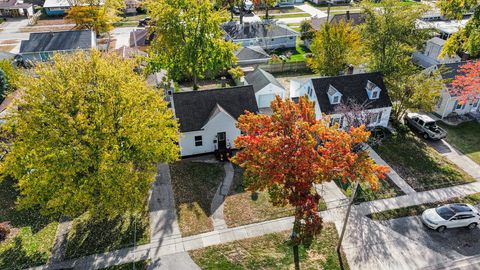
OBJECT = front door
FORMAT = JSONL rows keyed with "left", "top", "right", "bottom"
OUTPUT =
{"left": 217, "top": 132, "right": 226, "bottom": 150}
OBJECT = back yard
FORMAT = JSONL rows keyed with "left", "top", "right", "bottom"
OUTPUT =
{"left": 373, "top": 133, "right": 475, "bottom": 191}
{"left": 439, "top": 122, "right": 480, "bottom": 165}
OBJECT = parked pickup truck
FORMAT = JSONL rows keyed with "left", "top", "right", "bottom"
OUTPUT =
{"left": 405, "top": 113, "right": 447, "bottom": 140}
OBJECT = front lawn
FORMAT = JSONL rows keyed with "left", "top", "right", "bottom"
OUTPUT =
{"left": 271, "top": 38, "right": 310, "bottom": 63}
{"left": 169, "top": 161, "right": 224, "bottom": 236}
{"left": 373, "top": 133, "right": 475, "bottom": 191}
{"left": 0, "top": 178, "right": 59, "bottom": 270}
{"left": 189, "top": 223, "right": 348, "bottom": 270}
{"left": 439, "top": 122, "right": 480, "bottom": 165}
{"left": 65, "top": 210, "right": 149, "bottom": 259}
{"left": 368, "top": 192, "right": 480, "bottom": 221}
{"left": 335, "top": 176, "right": 404, "bottom": 203}
{"left": 224, "top": 167, "right": 326, "bottom": 228}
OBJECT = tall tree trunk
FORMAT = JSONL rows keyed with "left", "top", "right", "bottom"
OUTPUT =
{"left": 266, "top": 6, "right": 269, "bottom": 20}
{"left": 291, "top": 209, "right": 301, "bottom": 270}
{"left": 193, "top": 73, "right": 199, "bottom": 91}
{"left": 336, "top": 180, "right": 359, "bottom": 270}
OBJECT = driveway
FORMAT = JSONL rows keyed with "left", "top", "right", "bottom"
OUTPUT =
{"left": 380, "top": 215, "right": 480, "bottom": 260}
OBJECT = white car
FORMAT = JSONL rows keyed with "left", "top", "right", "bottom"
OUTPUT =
{"left": 422, "top": 203, "right": 480, "bottom": 232}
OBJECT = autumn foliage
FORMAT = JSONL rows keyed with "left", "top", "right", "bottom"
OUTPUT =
{"left": 232, "top": 97, "right": 389, "bottom": 246}
{"left": 451, "top": 60, "right": 480, "bottom": 104}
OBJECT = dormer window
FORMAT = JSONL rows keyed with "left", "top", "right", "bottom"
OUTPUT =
{"left": 327, "top": 84, "right": 342, "bottom": 105}
{"left": 366, "top": 80, "right": 381, "bottom": 100}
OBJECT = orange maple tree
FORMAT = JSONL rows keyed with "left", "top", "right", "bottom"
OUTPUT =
{"left": 232, "top": 97, "right": 389, "bottom": 246}
{"left": 451, "top": 60, "right": 480, "bottom": 104}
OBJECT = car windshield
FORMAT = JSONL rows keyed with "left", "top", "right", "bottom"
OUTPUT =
{"left": 436, "top": 206, "right": 455, "bottom": 220}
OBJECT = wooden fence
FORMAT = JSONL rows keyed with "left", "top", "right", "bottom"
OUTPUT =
{"left": 258, "top": 61, "right": 309, "bottom": 74}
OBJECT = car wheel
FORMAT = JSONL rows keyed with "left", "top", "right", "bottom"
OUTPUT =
{"left": 437, "top": 226, "right": 446, "bottom": 232}
{"left": 468, "top": 223, "right": 477, "bottom": 230}
{"left": 423, "top": 133, "right": 429, "bottom": 139}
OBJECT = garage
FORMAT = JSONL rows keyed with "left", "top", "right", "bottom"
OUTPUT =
{"left": 258, "top": 94, "right": 276, "bottom": 108}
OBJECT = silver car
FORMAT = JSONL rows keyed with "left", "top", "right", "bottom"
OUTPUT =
{"left": 405, "top": 113, "right": 447, "bottom": 140}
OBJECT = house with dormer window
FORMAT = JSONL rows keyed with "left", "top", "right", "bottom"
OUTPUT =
{"left": 290, "top": 72, "right": 393, "bottom": 128}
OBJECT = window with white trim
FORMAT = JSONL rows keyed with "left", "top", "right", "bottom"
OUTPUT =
{"left": 194, "top": 135, "right": 202, "bottom": 147}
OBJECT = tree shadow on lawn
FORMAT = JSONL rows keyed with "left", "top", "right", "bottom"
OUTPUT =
{"left": 0, "top": 177, "right": 56, "bottom": 234}
{"left": 65, "top": 211, "right": 149, "bottom": 260}
{"left": 0, "top": 237, "right": 48, "bottom": 270}
{"left": 373, "top": 133, "right": 474, "bottom": 191}
{"left": 169, "top": 161, "right": 224, "bottom": 218}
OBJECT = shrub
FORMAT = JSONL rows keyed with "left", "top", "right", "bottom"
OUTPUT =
{"left": 0, "top": 222, "right": 11, "bottom": 241}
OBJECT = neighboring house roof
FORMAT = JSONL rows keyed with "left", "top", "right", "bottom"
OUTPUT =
{"left": 311, "top": 72, "right": 392, "bottom": 114}
{"left": 115, "top": 45, "right": 147, "bottom": 59}
{"left": 43, "top": 0, "right": 104, "bottom": 8}
{"left": 0, "top": 0, "right": 31, "bottom": 9}
{"left": 43, "top": 0, "right": 69, "bottom": 7}
{"left": 146, "top": 70, "right": 173, "bottom": 89}
{"left": 172, "top": 85, "right": 259, "bottom": 132}
{"left": 437, "top": 61, "right": 466, "bottom": 81}
{"left": 223, "top": 22, "right": 297, "bottom": 40}
{"left": 412, "top": 51, "right": 440, "bottom": 68}
{"left": 244, "top": 68, "right": 283, "bottom": 93}
{"left": 235, "top": 46, "right": 270, "bottom": 62}
{"left": 310, "top": 12, "right": 365, "bottom": 31}
{"left": 130, "top": 28, "right": 154, "bottom": 47}
{"left": 19, "top": 30, "right": 95, "bottom": 53}
{"left": 428, "top": 37, "right": 446, "bottom": 46}
{"left": 0, "top": 51, "right": 15, "bottom": 60}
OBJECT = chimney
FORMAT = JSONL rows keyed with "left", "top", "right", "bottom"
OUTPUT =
{"left": 461, "top": 52, "right": 470, "bottom": 61}
{"left": 347, "top": 64, "right": 354, "bottom": 75}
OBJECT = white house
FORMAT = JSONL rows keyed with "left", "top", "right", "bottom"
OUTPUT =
{"left": 290, "top": 72, "right": 393, "bottom": 128}
{"left": 429, "top": 62, "right": 480, "bottom": 118}
{"left": 244, "top": 68, "right": 285, "bottom": 108}
{"left": 412, "top": 37, "right": 461, "bottom": 68}
{"left": 172, "top": 86, "right": 259, "bottom": 157}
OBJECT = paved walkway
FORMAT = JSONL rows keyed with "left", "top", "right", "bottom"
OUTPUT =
{"left": 210, "top": 162, "right": 234, "bottom": 230}
{"left": 148, "top": 164, "right": 181, "bottom": 242}
{"left": 315, "top": 181, "right": 348, "bottom": 209}
{"left": 367, "top": 146, "right": 417, "bottom": 194}
{"left": 48, "top": 217, "right": 72, "bottom": 264}
{"left": 296, "top": 3, "right": 327, "bottom": 18}
{"left": 430, "top": 140, "right": 480, "bottom": 181}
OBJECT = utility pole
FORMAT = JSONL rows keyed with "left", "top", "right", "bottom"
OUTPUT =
{"left": 336, "top": 180, "right": 359, "bottom": 270}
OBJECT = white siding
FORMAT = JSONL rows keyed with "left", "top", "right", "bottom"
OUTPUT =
{"left": 255, "top": 83, "right": 285, "bottom": 108}
{"left": 178, "top": 111, "right": 241, "bottom": 157}
{"left": 435, "top": 88, "right": 480, "bottom": 118}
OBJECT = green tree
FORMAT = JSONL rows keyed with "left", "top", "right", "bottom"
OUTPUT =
{"left": 299, "top": 20, "right": 315, "bottom": 43}
{"left": 66, "top": 0, "right": 123, "bottom": 33}
{"left": 386, "top": 64, "right": 446, "bottom": 121}
{"left": 66, "top": 5, "right": 118, "bottom": 33}
{"left": 438, "top": 0, "right": 480, "bottom": 57}
{"left": 146, "top": 0, "right": 238, "bottom": 90}
{"left": 0, "top": 59, "right": 19, "bottom": 90}
{"left": 0, "top": 69, "right": 9, "bottom": 101}
{"left": 253, "top": 0, "right": 279, "bottom": 20}
{"left": 360, "top": 0, "right": 429, "bottom": 75}
{"left": 0, "top": 51, "right": 179, "bottom": 218}
{"left": 307, "top": 20, "right": 362, "bottom": 76}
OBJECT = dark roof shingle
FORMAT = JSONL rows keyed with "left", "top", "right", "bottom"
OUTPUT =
{"left": 223, "top": 22, "right": 297, "bottom": 40}
{"left": 311, "top": 72, "right": 392, "bottom": 114}
{"left": 235, "top": 46, "right": 270, "bottom": 62}
{"left": 173, "top": 86, "right": 259, "bottom": 132}
{"left": 20, "top": 30, "right": 94, "bottom": 53}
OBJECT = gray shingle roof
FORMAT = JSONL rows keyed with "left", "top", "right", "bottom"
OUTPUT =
{"left": 173, "top": 86, "right": 259, "bottom": 132}
{"left": 223, "top": 22, "right": 297, "bottom": 40}
{"left": 235, "top": 46, "right": 270, "bottom": 62}
{"left": 311, "top": 72, "right": 392, "bottom": 114}
{"left": 310, "top": 12, "right": 365, "bottom": 31}
{"left": 20, "top": 30, "right": 94, "bottom": 53}
{"left": 244, "top": 68, "right": 284, "bottom": 93}
{"left": 437, "top": 61, "right": 468, "bottom": 80}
